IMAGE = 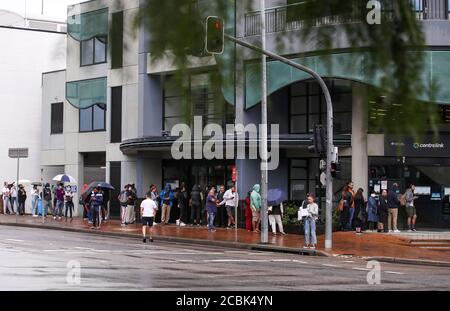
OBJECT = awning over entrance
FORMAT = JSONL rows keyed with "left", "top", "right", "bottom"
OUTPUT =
{"left": 245, "top": 51, "right": 450, "bottom": 109}
{"left": 119, "top": 134, "right": 351, "bottom": 153}
{"left": 66, "top": 77, "right": 107, "bottom": 109}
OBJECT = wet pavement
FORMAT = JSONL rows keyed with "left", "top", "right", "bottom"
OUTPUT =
{"left": 1, "top": 215, "right": 450, "bottom": 263}
{"left": 1, "top": 226, "right": 450, "bottom": 290}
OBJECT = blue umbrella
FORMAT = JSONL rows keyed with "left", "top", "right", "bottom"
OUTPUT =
{"left": 267, "top": 188, "right": 286, "bottom": 206}
{"left": 53, "top": 174, "right": 77, "bottom": 183}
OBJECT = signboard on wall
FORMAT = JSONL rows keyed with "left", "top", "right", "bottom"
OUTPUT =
{"left": 385, "top": 135, "right": 450, "bottom": 157}
{"left": 415, "top": 186, "right": 431, "bottom": 196}
{"left": 444, "top": 188, "right": 450, "bottom": 196}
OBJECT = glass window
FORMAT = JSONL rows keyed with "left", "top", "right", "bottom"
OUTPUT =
{"left": 290, "top": 115, "right": 307, "bottom": 133}
{"left": 291, "top": 97, "right": 307, "bottom": 114}
{"left": 81, "top": 39, "right": 94, "bottom": 66}
{"left": 80, "top": 36, "right": 107, "bottom": 66}
{"left": 51, "top": 102, "right": 64, "bottom": 134}
{"left": 290, "top": 81, "right": 307, "bottom": 96}
{"left": 79, "top": 104, "right": 106, "bottom": 132}
{"left": 94, "top": 37, "right": 107, "bottom": 63}
{"left": 291, "top": 167, "right": 307, "bottom": 179}
{"left": 80, "top": 107, "right": 93, "bottom": 132}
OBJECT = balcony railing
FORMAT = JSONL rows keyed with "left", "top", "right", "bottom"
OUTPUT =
{"left": 244, "top": 0, "right": 450, "bottom": 37}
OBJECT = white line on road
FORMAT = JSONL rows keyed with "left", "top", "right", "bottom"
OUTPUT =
{"left": 204, "top": 259, "right": 270, "bottom": 263}
{"left": 385, "top": 271, "right": 405, "bottom": 275}
{"left": 352, "top": 267, "right": 371, "bottom": 272}
{"left": 272, "top": 259, "right": 293, "bottom": 262}
{"left": 5, "top": 239, "right": 24, "bottom": 243}
{"left": 343, "top": 261, "right": 355, "bottom": 263}
{"left": 293, "top": 260, "right": 308, "bottom": 264}
{"left": 322, "top": 264, "right": 342, "bottom": 268}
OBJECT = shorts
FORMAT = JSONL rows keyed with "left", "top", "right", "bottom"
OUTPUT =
{"left": 252, "top": 210, "right": 260, "bottom": 222}
{"left": 226, "top": 206, "right": 234, "bottom": 217}
{"left": 406, "top": 206, "right": 417, "bottom": 218}
{"left": 142, "top": 217, "right": 154, "bottom": 227}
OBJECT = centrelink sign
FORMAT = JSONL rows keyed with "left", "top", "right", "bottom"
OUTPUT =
{"left": 385, "top": 135, "right": 449, "bottom": 157}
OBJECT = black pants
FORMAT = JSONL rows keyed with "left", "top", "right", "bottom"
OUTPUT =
{"left": 65, "top": 202, "right": 74, "bottom": 218}
{"left": 18, "top": 201, "right": 25, "bottom": 215}
{"left": 179, "top": 204, "right": 187, "bottom": 223}
{"left": 92, "top": 206, "right": 99, "bottom": 227}
{"left": 339, "top": 207, "right": 349, "bottom": 231}
{"left": 191, "top": 204, "right": 201, "bottom": 224}
{"left": 216, "top": 205, "right": 225, "bottom": 227}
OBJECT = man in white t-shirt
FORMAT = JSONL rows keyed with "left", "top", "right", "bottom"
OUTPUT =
{"left": 2, "top": 183, "right": 13, "bottom": 215}
{"left": 140, "top": 193, "right": 158, "bottom": 243}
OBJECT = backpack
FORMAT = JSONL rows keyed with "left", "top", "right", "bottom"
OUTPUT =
{"left": 400, "top": 193, "right": 407, "bottom": 207}
{"left": 119, "top": 191, "right": 128, "bottom": 205}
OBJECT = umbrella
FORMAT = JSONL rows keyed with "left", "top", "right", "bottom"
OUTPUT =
{"left": 81, "top": 181, "right": 115, "bottom": 198}
{"left": 19, "top": 179, "right": 32, "bottom": 185}
{"left": 31, "top": 182, "right": 44, "bottom": 187}
{"left": 267, "top": 188, "right": 286, "bottom": 206}
{"left": 53, "top": 174, "right": 77, "bottom": 183}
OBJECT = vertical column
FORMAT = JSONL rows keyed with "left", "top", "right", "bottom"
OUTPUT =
{"left": 65, "top": 153, "right": 84, "bottom": 217}
{"left": 352, "top": 82, "right": 369, "bottom": 194}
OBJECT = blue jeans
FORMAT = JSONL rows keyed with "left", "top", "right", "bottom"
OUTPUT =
{"left": 348, "top": 208, "right": 355, "bottom": 229}
{"left": 42, "top": 200, "right": 51, "bottom": 217}
{"left": 31, "top": 197, "right": 38, "bottom": 215}
{"left": 207, "top": 212, "right": 216, "bottom": 230}
{"left": 54, "top": 200, "right": 64, "bottom": 217}
{"left": 304, "top": 217, "right": 317, "bottom": 245}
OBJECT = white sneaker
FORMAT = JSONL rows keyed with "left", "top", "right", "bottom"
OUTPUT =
{"left": 180, "top": 222, "right": 186, "bottom": 227}
{"left": 408, "top": 229, "right": 413, "bottom": 233}
{"left": 394, "top": 230, "right": 401, "bottom": 233}
{"left": 389, "top": 230, "right": 393, "bottom": 233}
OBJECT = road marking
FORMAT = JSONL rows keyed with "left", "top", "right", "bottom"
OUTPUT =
{"left": 5, "top": 239, "right": 24, "bottom": 243}
{"left": 385, "top": 271, "right": 405, "bottom": 275}
{"left": 322, "top": 264, "right": 342, "bottom": 268}
{"left": 343, "top": 261, "right": 355, "bottom": 263}
{"left": 204, "top": 259, "right": 270, "bottom": 263}
{"left": 352, "top": 267, "right": 371, "bottom": 272}
{"left": 272, "top": 259, "right": 293, "bottom": 262}
{"left": 293, "top": 260, "right": 308, "bottom": 264}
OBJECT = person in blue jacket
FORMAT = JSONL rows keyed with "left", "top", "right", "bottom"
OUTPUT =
{"left": 159, "top": 184, "right": 174, "bottom": 225}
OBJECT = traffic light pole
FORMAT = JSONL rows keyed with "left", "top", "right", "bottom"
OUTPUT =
{"left": 225, "top": 34, "right": 335, "bottom": 250}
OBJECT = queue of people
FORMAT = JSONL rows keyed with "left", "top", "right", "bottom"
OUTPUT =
{"left": 338, "top": 181, "right": 419, "bottom": 234}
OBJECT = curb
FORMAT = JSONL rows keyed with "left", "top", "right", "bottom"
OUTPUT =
{"left": 364, "top": 256, "right": 450, "bottom": 268}
{"left": 0, "top": 222, "right": 328, "bottom": 257}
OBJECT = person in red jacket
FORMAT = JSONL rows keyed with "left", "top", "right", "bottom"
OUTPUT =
{"left": 245, "top": 191, "right": 252, "bottom": 232}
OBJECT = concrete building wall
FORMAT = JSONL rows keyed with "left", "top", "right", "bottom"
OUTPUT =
{"left": 0, "top": 27, "right": 66, "bottom": 186}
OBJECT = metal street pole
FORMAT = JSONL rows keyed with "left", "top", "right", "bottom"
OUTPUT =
{"left": 16, "top": 158, "right": 19, "bottom": 223}
{"left": 260, "top": 0, "right": 269, "bottom": 244}
{"left": 225, "top": 34, "right": 335, "bottom": 250}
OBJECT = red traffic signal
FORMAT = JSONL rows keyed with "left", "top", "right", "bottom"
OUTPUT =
{"left": 205, "top": 16, "right": 224, "bottom": 55}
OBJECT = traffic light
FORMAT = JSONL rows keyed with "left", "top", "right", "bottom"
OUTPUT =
{"left": 308, "top": 124, "right": 326, "bottom": 155}
{"left": 205, "top": 16, "right": 224, "bottom": 55}
{"left": 331, "top": 162, "right": 341, "bottom": 179}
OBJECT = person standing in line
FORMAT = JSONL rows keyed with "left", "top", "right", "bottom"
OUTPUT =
{"left": 54, "top": 184, "right": 65, "bottom": 220}
{"left": 190, "top": 185, "right": 203, "bottom": 226}
{"left": 149, "top": 185, "right": 160, "bottom": 225}
{"left": 177, "top": 186, "right": 188, "bottom": 227}
{"left": 205, "top": 188, "right": 217, "bottom": 232}
{"left": 220, "top": 185, "right": 239, "bottom": 229}
{"left": 125, "top": 185, "right": 137, "bottom": 225}
{"left": 250, "top": 184, "right": 262, "bottom": 233}
{"left": 2, "top": 182, "right": 13, "bottom": 215}
{"left": 41, "top": 183, "right": 52, "bottom": 218}
{"left": 17, "top": 185, "right": 27, "bottom": 216}
{"left": 378, "top": 189, "right": 389, "bottom": 233}
{"left": 387, "top": 183, "right": 401, "bottom": 233}
{"left": 90, "top": 187, "right": 103, "bottom": 230}
{"left": 141, "top": 192, "right": 158, "bottom": 243}
{"left": 64, "top": 186, "right": 74, "bottom": 221}
{"left": 303, "top": 194, "right": 319, "bottom": 249}
{"left": 160, "top": 184, "right": 174, "bottom": 225}
{"left": 10, "top": 185, "right": 18, "bottom": 215}
{"left": 269, "top": 202, "right": 286, "bottom": 236}
{"left": 216, "top": 186, "right": 226, "bottom": 228}
{"left": 118, "top": 185, "right": 130, "bottom": 226}
{"left": 245, "top": 191, "right": 252, "bottom": 232}
{"left": 345, "top": 182, "right": 355, "bottom": 230}
{"left": 354, "top": 188, "right": 366, "bottom": 234}
{"left": 31, "top": 185, "right": 40, "bottom": 217}
{"left": 102, "top": 189, "right": 110, "bottom": 222}
{"left": 405, "top": 184, "right": 419, "bottom": 232}
{"left": 366, "top": 191, "right": 379, "bottom": 232}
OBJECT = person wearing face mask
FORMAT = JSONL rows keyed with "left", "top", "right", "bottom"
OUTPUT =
{"left": 378, "top": 189, "right": 389, "bottom": 233}
{"left": 303, "top": 194, "right": 319, "bottom": 249}
{"left": 366, "top": 191, "right": 379, "bottom": 232}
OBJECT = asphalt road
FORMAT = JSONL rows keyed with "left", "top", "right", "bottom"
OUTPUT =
{"left": 1, "top": 226, "right": 450, "bottom": 291}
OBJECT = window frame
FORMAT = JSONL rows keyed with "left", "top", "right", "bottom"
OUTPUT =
{"left": 50, "top": 102, "right": 64, "bottom": 135}
{"left": 79, "top": 104, "right": 107, "bottom": 133}
{"left": 80, "top": 35, "right": 108, "bottom": 67}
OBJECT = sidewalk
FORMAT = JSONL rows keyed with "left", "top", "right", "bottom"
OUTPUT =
{"left": 1, "top": 214, "right": 450, "bottom": 266}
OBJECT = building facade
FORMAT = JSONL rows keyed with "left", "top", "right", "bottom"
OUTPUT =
{"left": 0, "top": 9, "right": 66, "bottom": 213}
{"left": 41, "top": 0, "right": 450, "bottom": 227}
